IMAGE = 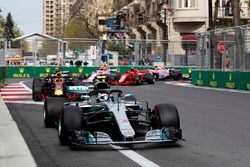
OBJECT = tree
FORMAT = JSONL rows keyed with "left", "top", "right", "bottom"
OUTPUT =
{"left": 64, "top": 17, "right": 96, "bottom": 38}
{"left": 3, "top": 13, "right": 15, "bottom": 40}
{"left": 0, "top": 9, "right": 5, "bottom": 37}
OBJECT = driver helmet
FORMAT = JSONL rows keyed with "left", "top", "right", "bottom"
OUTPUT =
{"left": 68, "top": 77, "right": 73, "bottom": 82}
{"left": 98, "top": 93, "right": 109, "bottom": 102}
{"left": 45, "top": 77, "right": 49, "bottom": 82}
{"left": 55, "top": 68, "right": 62, "bottom": 76}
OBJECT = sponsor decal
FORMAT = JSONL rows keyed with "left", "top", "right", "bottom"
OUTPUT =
{"left": 13, "top": 74, "right": 31, "bottom": 78}
{"left": 226, "top": 73, "right": 235, "bottom": 89}
{"left": 188, "top": 68, "right": 192, "bottom": 73}
{"left": 68, "top": 86, "right": 88, "bottom": 91}
{"left": 71, "top": 73, "right": 80, "bottom": 77}
{"left": 54, "top": 89, "right": 63, "bottom": 96}
{"left": 199, "top": 72, "right": 202, "bottom": 79}
{"left": 212, "top": 72, "right": 215, "bottom": 80}
{"left": 39, "top": 73, "right": 49, "bottom": 77}
{"left": 226, "top": 82, "right": 235, "bottom": 89}
{"left": 229, "top": 73, "right": 232, "bottom": 81}
{"left": 182, "top": 74, "right": 190, "bottom": 78}
{"left": 247, "top": 84, "right": 250, "bottom": 90}
{"left": 45, "top": 67, "right": 51, "bottom": 73}
{"left": 210, "top": 81, "right": 217, "bottom": 87}
{"left": 13, "top": 67, "right": 30, "bottom": 78}
{"left": 19, "top": 67, "right": 24, "bottom": 73}
{"left": 78, "top": 67, "right": 83, "bottom": 73}
{"left": 197, "top": 80, "right": 203, "bottom": 86}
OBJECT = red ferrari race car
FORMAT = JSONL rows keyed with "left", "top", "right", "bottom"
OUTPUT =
{"left": 107, "top": 67, "right": 155, "bottom": 85}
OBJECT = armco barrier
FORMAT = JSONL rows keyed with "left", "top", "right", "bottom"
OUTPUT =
{"left": 192, "top": 70, "right": 250, "bottom": 90}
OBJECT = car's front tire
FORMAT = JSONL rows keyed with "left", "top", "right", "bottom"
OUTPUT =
{"left": 151, "top": 103, "right": 181, "bottom": 139}
{"left": 58, "top": 106, "right": 83, "bottom": 146}
{"left": 44, "top": 97, "right": 65, "bottom": 128}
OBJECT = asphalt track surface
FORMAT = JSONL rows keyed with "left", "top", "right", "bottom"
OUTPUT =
{"left": 5, "top": 79, "right": 250, "bottom": 167}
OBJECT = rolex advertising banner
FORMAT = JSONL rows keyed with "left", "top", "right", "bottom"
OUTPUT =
{"left": 7, "top": 66, "right": 35, "bottom": 78}
{"left": 6, "top": 66, "right": 152, "bottom": 79}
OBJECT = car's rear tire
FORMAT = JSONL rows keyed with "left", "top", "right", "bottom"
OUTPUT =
{"left": 146, "top": 74, "right": 155, "bottom": 84}
{"left": 32, "top": 78, "right": 43, "bottom": 101}
{"left": 58, "top": 106, "right": 83, "bottom": 146}
{"left": 151, "top": 103, "right": 180, "bottom": 129}
{"left": 172, "top": 73, "right": 182, "bottom": 81}
{"left": 44, "top": 97, "right": 65, "bottom": 128}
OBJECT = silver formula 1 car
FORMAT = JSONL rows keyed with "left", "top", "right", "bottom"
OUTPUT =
{"left": 54, "top": 89, "right": 182, "bottom": 146}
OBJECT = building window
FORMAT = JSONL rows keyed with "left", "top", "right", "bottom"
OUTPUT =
{"left": 178, "top": 0, "right": 196, "bottom": 9}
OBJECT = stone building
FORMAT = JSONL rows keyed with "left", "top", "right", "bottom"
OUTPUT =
{"left": 43, "top": 0, "right": 76, "bottom": 37}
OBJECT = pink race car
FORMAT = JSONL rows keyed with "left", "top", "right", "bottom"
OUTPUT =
{"left": 149, "top": 67, "right": 182, "bottom": 80}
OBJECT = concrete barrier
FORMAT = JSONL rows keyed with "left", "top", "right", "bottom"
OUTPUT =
{"left": 192, "top": 70, "right": 250, "bottom": 90}
{"left": 0, "top": 97, "right": 37, "bottom": 167}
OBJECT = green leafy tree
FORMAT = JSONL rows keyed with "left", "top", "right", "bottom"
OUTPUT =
{"left": 0, "top": 9, "right": 5, "bottom": 37}
{"left": 2, "top": 12, "right": 23, "bottom": 48}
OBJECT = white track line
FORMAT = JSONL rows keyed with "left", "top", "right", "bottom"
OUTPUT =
{"left": 111, "top": 145, "right": 159, "bottom": 167}
{"left": 165, "top": 82, "right": 250, "bottom": 94}
{"left": 20, "top": 82, "right": 32, "bottom": 92}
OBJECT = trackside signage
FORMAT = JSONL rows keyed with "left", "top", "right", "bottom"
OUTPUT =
{"left": 12, "top": 67, "right": 31, "bottom": 78}
{"left": 226, "top": 73, "right": 235, "bottom": 89}
{"left": 192, "top": 70, "right": 250, "bottom": 91}
{"left": 247, "top": 84, "right": 250, "bottom": 90}
{"left": 210, "top": 72, "right": 217, "bottom": 87}
{"left": 196, "top": 72, "right": 203, "bottom": 86}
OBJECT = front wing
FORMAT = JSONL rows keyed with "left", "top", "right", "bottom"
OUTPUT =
{"left": 70, "top": 128, "right": 181, "bottom": 146}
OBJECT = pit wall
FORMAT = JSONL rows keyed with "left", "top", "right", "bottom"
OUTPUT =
{"left": 192, "top": 70, "right": 250, "bottom": 90}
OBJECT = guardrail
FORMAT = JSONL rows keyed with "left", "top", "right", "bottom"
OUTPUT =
{"left": 192, "top": 70, "right": 250, "bottom": 90}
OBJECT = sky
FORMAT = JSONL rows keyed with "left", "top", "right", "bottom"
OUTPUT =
{"left": 0, "top": 0, "right": 42, "bottom": 34}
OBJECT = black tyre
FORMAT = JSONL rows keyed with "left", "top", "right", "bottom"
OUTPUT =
{"left": 172, "top": 73, "right": 182, "bottom": 81}
{"left": 44, "top": 97, "right": 65, "bottom": 128}
{"left": 151, "top": 103, "right": 180, "bottom": 129}
{"left": 58, "top": 106, "right": 83, "bottom": 146}
{"left": 146, "top": 75, "right": 155, "bottom": 84}
{"left": 32, "top": 78, "right": 43, "bottom": 101}
{"left": 133, "top": 75, "right": 141, "bottom": 85}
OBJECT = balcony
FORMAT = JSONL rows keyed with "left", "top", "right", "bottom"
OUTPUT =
{"left": 174, "top": 8, "right": 207, "bottom": 23}
{"left": 147, "top": 14, "right": 162, "bottom": 23}
{"left": 215, "top": 7, "right": 250, "bottom": 19}
{"left": 128, "top": 0, "right": 141, "bottom": 8}
{"left": 120, "top": 5, "right": 129, "bottom": 12}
